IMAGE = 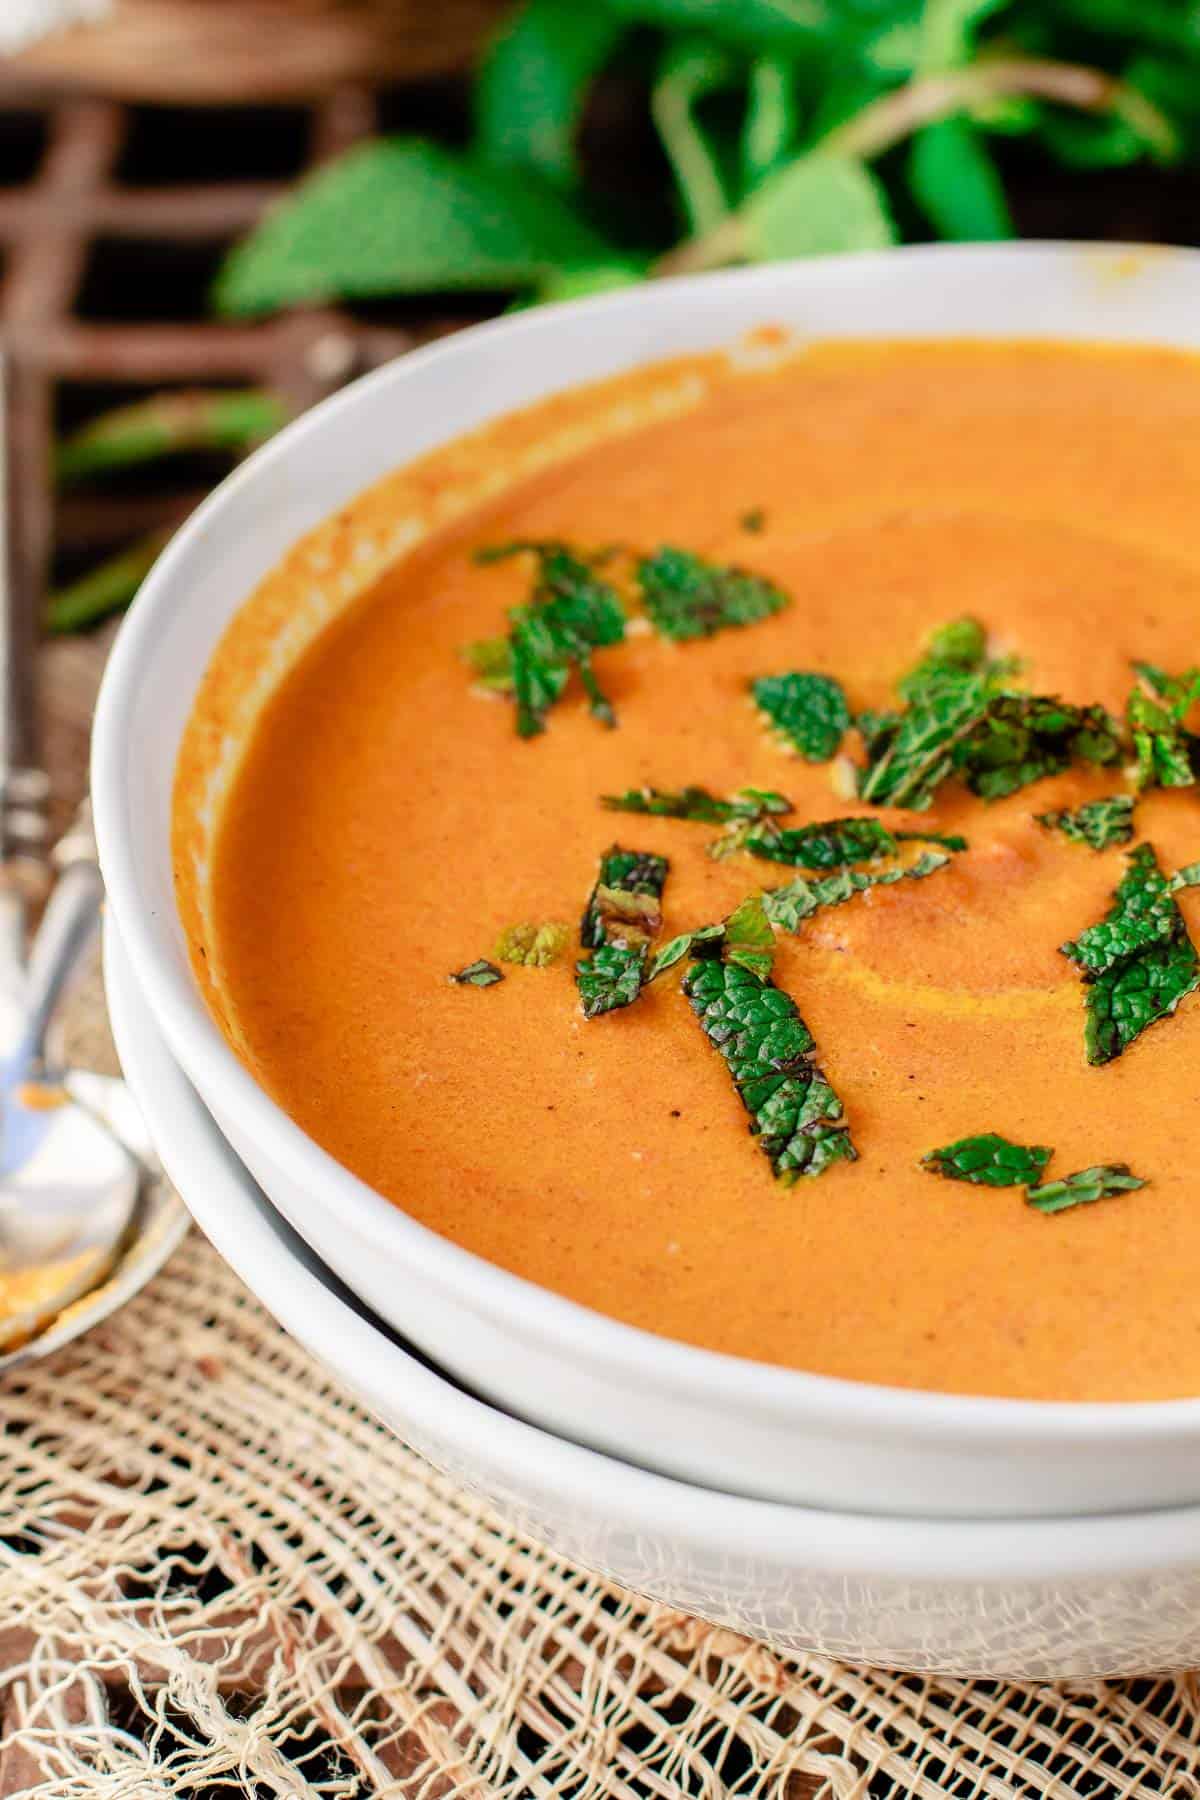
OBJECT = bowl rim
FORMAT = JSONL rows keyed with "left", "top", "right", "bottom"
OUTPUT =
{"left": 104, "top": 913, "right": 1200, "bottom": 1582}
{"left": 92, "top": 239, "right": 1200, "bottom": 1449}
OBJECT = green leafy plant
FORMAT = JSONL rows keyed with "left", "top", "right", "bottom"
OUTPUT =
{"left": 211, "top": 0, "right": 1184, "bottom": 319}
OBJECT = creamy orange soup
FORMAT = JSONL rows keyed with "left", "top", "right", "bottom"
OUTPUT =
{"left": 178, "top": 338, "right": 1200, "bottom": 1403}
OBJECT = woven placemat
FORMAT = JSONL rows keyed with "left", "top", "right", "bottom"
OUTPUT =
{"left": 0, "top": 981, "right": 1198, "bottom": 1796}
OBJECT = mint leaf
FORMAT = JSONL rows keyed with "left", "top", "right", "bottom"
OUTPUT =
{"left": 896, "top": 615, "right": 992, "bottom": 702}
{"left": 638, "top": 546, "right": 789, "bottom": 642}
{"left": 752, "top": 671, "right": 850, "bottom": 762}
{"left": 476, "top": 542, "right": 626, "bottom": 736}
{"left": 495, "top": 921, "right": 570, "bottom": 966}
{"left": 601, "top": 784, "right": 791, "bottom": 824}
{"left": 1127, "top": 661, "right": 1200, "bottom": 791}
{"left": 683, "top": 956, "right": 855, "bottom": 1181}
{"left": 450, "top": 959, "right": 504, "bottom": 987}
{"left": 762, "top": 847, "right": 954, "bottom": 931}
{"left": 858, "top": 666, "right": 998, "bottom": 809}
{"left": 1061, "top": 844, "right": 1182, "bottom": 979}
{"left": 746, "top": 815, "right": 901, "bottom": 870}
{"left": 721, "top": 892, "right": 777, "bottom": 980}
{"left": 741, "top": 153, "right": 896, "bottom": 260}
{"left": 959, "top": 695, "right": 1124, "bottom": 800}
{"left": 1061, "top": 844, "right": 1200, "bottom": 1065}
{"left": 908, "top": 117, "right": 1013, "bottom": 240}
{"left": 576, "top": 943, "right": 647, "bottom": 1017}
{"left": 1036, "top": 795, "right": 1135, "bottom": 851}
{"left": 578, "top": 846, "right": 668, "bottom": 1018}
{"left": 474, "top": 2, "right": 625, "bottom": 186}
{"left": 214, "top": 139, "right": 613, "bottom": 316}
{"left": 859, "top": 618, "right": 1121, "bottom": 809}
{"left": 600, "top": 0, "right": 822, "bottom": 52}
{"left": 921, "top": 1133, "right": 1052, "bottom": 1187}
{"left": 1026, "top": 1163, "right": 1146, "bottom": 1215}
{"left": 646, "top": 894, "right": 775, "bottom": 984}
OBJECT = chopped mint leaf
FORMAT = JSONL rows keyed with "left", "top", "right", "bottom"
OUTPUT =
{"left": 1061, "top": 844, "right": 1183, "bottom": 979}
{"left": 1170, "top": 862, "right": 1200, "bottom": 893}
{"left": 752, "top": 671, "right": 850, "bottom": 762}
{"left": 746, "top": 815, "right": 900, "bottom": 870}
{"left": 495, "top": 921, "right": 570, "bottom": 966}
{"left": 1036, "top": 794, "right": 1135, "bottom": 851}
{"left": 921, "top": 1133, "right": 1052, "bottom": 1187}
{"left": 682, "top": 955, "right": 855, "bottom": 1181}
{"left": 897, "top": 615, "right": 990, "bottom": 702}
{"left": 450, "top": 959, "right": 504, "bottom": 987}
{"left": 474, "top": 540, "right": 626, "bottom": 736}
{"left": 719, "top": 892, "right": 776, "bottom": 981}
{"left": 958, "top": 696, "right": 1123, "bottom": 800}
{"left": 578, "top": 845, "right": 668, "bottom": 1017}
{"left": 859, "top": 620, "right": 1120, "bottom": 809}
{"left": 576, "top": 943, "right": 647, "bottom": 1017}
{"left": 601, "top": 784, "right": 791, "bottom": 824}
{"left": 645, "top": 895, "right": 775, "bottom": 984}
{"left": 740, "top": 507, "right": 766, "bottom": 533}
{"left": 646, "top": 923, "right": 724, "bottom": 983}
{"left": 638, "top": 545, "right": 788, "bottom": 643}
{"left": 1061, "top": 844, "right": 1200, "bottom": 1065}
{"left": 1082, "top": 935, "right": 1200, "bottom": 1067}
{"left": 762, "top": 848, "right": 953, "bottom": 932}
{"left": 858, "top": 665, "right": 999, "bottom": 809}
{"left": 1026, "top": 1163, "right": 1146, "bottom": 1215}
{"left": 1127, "top": 662, "right": 1200, "bottom": 791}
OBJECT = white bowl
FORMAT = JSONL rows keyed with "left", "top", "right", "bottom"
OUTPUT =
{"left": 103, "top": 916, "right": 1200, "bottom": 1680}
{"left": 92, "top": 243, "right": 1200, "bottom": 1519}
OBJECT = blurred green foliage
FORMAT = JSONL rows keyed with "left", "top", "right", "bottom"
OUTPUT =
{"left": 215, "top": 0, "right": 1192, "bottom": 314}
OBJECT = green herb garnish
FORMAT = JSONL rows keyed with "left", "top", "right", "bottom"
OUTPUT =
{"left": 577, "top": 845, "right": 668, "bottom": 1018}
{"left": 896, "top": 616, "right": 993, "bottom": 702}
{"left": 600, "top": 784, "right": 791, "bottom": 825}
{"left": 1025, "top": 1164, "right": 1146, "bottom": 1215}
{"left": 1061, "top": 844, "right": 1200, "bottom": 1064}
{"left": 858, "top": 621, "right": 1121, "bottom": 809}
{"left": 1036, "top": 794, "right": 1135, "bottom": 851}
{"left": 450, "top": 959, "right": 505, "bottom": 987}
{"left": 1127, "top": 662, "right": 1200, "bottom": 791}
{"left": 921, "top": 1133, "right": 1052, "bottom": 1187}
{"left": 958, "top": 695, "right": 1124, "bottom": 801}
{"left": 495, "top": 921, "right": 570, "bottom": 966}
{"left": 637, "top": 546, "right": 788, "bottom": 643}
{"left": 762, "top": 849, "right": 953, "bottom": 932}
{"left": 471, "top": 540, "right": 626, "bottom": 736}
{"left": 745, "top": 815, "right": 960, "bottom": 871}
{"left": 681, "top": 897, "right": 855, "bottom": 1181}
{"left": 752, "top": 671, "right": 851, "bottom": 762}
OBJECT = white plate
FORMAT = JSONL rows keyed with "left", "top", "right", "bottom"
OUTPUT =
{"left": 92, "top": 243, "right": 1200, "bottom": 1518}
{"left": 103, "top": 915, "right": 1200, "bottom": 1680}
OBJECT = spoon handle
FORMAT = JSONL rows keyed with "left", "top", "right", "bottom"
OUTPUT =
{"left": 0, "top": 351, "right": 49, "bottom": 986}
{"left": 21, "top": 815, "right": 103, "bottom": 1066}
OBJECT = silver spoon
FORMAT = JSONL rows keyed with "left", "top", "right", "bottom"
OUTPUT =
{"left": 0, "top": 350, "right": 140, "bottom": 1350}
{"left": 0, "top": 815, "right": 140, "bottom": 1349}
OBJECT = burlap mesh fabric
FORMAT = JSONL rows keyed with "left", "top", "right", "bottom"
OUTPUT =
{"left": 0, "top": 980, "right": 1198, "bottom": 1796}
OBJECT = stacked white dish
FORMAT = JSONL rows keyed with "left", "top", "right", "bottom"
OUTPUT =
{"left": 93, "top": 246, "right": 1200, "bottom": 1678}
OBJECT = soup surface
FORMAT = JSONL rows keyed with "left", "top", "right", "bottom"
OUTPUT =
{"left": 185, "top": 338, "right": 1200, "bottom": 1402}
